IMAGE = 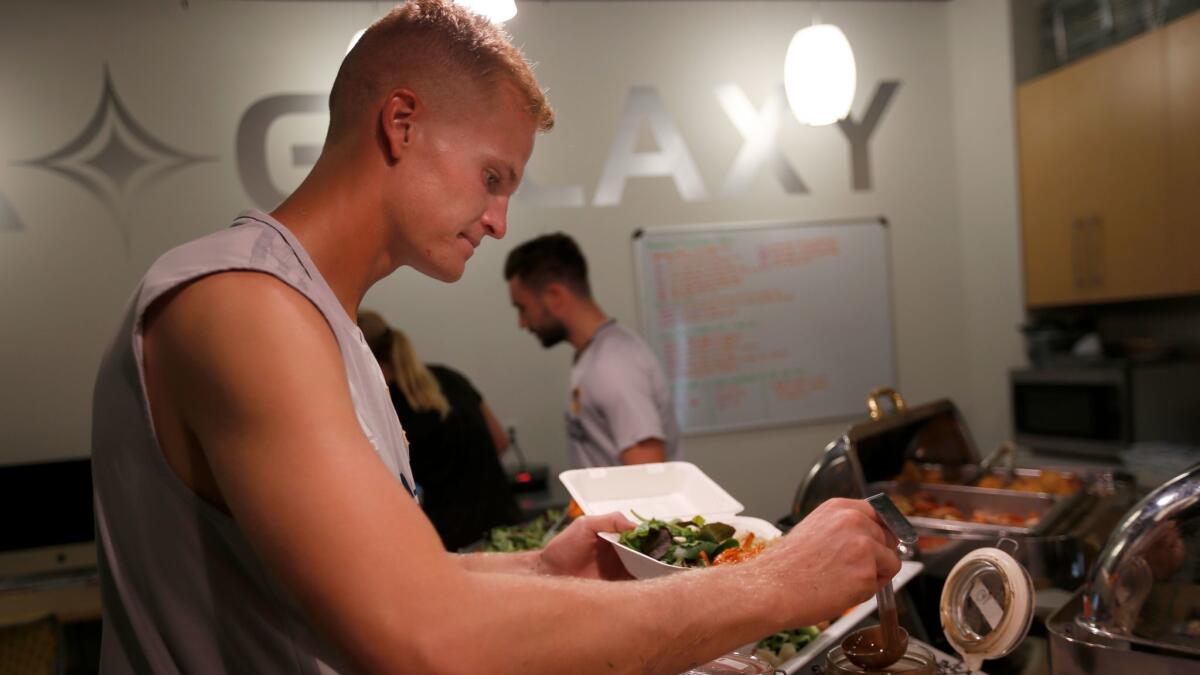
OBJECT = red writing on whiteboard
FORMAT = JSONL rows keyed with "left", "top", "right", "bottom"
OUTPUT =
{"left": 756, "top": 237, "right": 838, "bottom": 270}
{"left": 771, "top": 374, "right": 828, "bottom": 401}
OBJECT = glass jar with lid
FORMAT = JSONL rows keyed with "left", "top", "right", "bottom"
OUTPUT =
{"left": 824, "top": 541, "right": 1035, "bottom": 674}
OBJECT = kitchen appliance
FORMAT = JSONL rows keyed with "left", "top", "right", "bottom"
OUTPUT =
{"left": 1010, "top": 361, "right": 1200, "bottom": 459}
{"left": 503, "top": 426, "right": 549, "bottom": 494}
{"left": 1047, "top": 463, "right": 1200, "bottom": 674}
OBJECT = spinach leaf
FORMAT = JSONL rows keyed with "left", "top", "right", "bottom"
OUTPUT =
{"left": 698, "top": 522, "right": 735, "bottom": 543}
{"left": 640, "top": 527, "right": 673, "bottom": 559}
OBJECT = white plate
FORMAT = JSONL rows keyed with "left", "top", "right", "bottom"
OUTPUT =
{"left": 751, "top": 560, "right": 924, "bottom": 674}
{"left": 599, "top": 515, "right": 781, "bottom": 579}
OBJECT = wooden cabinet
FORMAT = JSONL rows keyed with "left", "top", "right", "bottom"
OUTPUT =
{"left": 1167, "top": 12, "right": 1200, "bottom": 295}
{"left": 1018, "top": 44, "right": 1109, "bottom": 306}
{"left": 1018, "top": 29, "right": 1173, "bottom": 307}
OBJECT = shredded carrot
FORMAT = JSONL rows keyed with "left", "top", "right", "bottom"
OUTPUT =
{"left": 712, "top": 536, "right": 767, "bottom": 566}
{"left": 698, "top": 550, "right": 711, "bottom": 567}
{"left": 713, "top": 547, "right": 742, "bottom": 566}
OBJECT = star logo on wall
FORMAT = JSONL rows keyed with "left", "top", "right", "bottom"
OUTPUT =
{"left": 18, "top": 65, "right": 214, "bottom": 244}
{"left": 0, "top": 191, "right": 23, "bottom": 232}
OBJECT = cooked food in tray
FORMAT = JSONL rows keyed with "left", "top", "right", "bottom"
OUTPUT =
{"left": 891, "top": 491, "right": 1040, "bottom": 528}
{"left": 896, "top": 460, "right": 1083, "bottom": 496}
{"left": 975, "top": 469, "right": 1082, "bottom": 495}
{"left": 617, "top": 513, "right": 767, "bottom": 568}
{"left": 895, "top": 461, "right": 949, "bottom": 485}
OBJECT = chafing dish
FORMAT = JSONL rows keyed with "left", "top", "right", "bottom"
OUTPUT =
{"left": 1048, "top": 463, "right": 1200, "bottom": 674}
{"left": 789, "top": 388, "right": 1134, "bottom": 589}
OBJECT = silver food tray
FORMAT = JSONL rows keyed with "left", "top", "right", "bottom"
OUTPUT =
{"left": 870, "top": 480, "right": 1084, "bottom": 536}
{"left": 906, "top": 463, "right": 1087, "bottom": 492}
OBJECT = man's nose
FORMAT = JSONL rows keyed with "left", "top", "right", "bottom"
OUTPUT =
{"left": 482, "top": 195, "right": 509, "bottom": 239}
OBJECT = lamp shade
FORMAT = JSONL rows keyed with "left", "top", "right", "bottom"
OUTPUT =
{"left": 784, "top": 24, "right": 857, "bottom": 126}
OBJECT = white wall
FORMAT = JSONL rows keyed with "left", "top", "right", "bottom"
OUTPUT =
{"left": 947, "top": 0, "right": 1026, "bottom": 456}
{"left": 0, "top": 0, "right": 1024, "bottom": 520}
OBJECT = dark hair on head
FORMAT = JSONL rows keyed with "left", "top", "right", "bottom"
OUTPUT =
{"left": 504, "top": 232, "right": 591, "bottom": 298}
{"left": 327, "top": 0, "right": 554, "bottom": 143}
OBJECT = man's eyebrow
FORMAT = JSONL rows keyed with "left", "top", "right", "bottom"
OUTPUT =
{"left": 506, "top": 163, "right": 519, "bottom": 185}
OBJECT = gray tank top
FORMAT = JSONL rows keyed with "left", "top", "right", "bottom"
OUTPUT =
{"left": 91, "top": 210, "right": 414, "bottom": 674}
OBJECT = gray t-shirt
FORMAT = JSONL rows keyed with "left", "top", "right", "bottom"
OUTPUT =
{"left": 91, "top": 210, "right": 413, "bottom": 674}
{"left": 565, "top": 320, "right": 681, "bottom": 468}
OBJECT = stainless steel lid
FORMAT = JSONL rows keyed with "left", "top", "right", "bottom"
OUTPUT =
{"left": 792, "top": 388, "right": 981, "bottom": 519}
{"left": 849, "top": 389, "right": 980, "bottom": 484}
{"left": 1078, "top": 462, "right": 1200, "bottom": 658}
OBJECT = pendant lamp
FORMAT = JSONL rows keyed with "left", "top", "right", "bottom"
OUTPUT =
{"left": 784, "top": 23, "right": 857, "bottom": 126}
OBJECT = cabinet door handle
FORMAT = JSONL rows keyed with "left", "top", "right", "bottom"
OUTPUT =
{"left": 1072, "top": 215, "right": 1104, "bottom": 291}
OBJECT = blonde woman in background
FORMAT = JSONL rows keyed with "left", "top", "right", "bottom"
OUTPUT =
{"left": 357, "top": 310, "right": 521, "bottom": 550}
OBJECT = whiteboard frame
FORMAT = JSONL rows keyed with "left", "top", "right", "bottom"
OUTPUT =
{"left": 630, "top": 216, "right": 899, "bottom": 437}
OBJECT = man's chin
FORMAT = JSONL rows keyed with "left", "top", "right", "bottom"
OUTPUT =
{"left": 412, "top": 259, "right": 466, "bottom": 283}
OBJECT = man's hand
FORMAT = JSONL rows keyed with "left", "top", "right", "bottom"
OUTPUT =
{"left": 537, "top": 513, "right": 635, "bottom": 579}
{"left": 758, "top": 498, "right": 902, "bottom": 627}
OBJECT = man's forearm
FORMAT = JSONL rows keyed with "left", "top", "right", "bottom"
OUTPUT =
{"left": 453, "top": 550, "right": 544, "bottom": 575}
{"left": 422, "top": 561, "right": 784, "bottom": 675}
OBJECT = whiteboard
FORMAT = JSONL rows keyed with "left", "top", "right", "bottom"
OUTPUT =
{"left": 632, "top": 218, "right": 896, "bottom": 435}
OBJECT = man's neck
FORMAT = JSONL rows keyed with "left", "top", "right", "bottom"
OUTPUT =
{"left": 565, "top": 301, "right": 611, "bottom": 353}
{"left": 269, "top": 151, "right": 394, "bottom": 320}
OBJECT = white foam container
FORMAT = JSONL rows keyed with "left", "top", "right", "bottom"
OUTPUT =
{"left": 559, "top": 462, "right": 782, "bottom": 579}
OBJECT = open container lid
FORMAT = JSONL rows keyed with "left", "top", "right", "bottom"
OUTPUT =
{"left": 939, "top": 545, "right": 1035, "bottom": 672}
{"left": 560, "top": 461, "right": 745, "bottom": 522}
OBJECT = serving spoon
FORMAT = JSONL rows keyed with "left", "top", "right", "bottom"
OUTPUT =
{"left": 842, "top": 581, "right": 908, "bottom": 669}
{"left": 841, "top": 493, "right": 918, "bottom": 670}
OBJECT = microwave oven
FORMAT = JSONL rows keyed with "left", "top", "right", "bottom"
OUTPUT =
{"left": 1010, "top": 361, "right": 1200, "bottom": 458}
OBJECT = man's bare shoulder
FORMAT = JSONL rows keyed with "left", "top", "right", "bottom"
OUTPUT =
{"left": 150, "top": 269, "right": 321, "bottom": 330}
{"left": 144, "top": 269, "right": 346, "bottom": 426}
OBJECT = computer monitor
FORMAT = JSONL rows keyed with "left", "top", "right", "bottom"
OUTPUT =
{"left": 0, "top": 457, "right": 96, "bottom": 584}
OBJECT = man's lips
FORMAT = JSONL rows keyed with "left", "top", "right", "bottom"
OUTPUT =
{"left": 458, "top": 233, "right": 481, "bottom": 249}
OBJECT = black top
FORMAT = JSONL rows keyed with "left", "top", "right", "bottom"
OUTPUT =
{"left": 389, "top": 365, "right": 522, "bottom": 550}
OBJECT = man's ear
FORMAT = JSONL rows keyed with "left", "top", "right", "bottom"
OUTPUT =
{"left": 541, "top": 282, "right": 571, "bottom": 315}
{"left": 380, "top": 88, "right": 420, "bottom": 161}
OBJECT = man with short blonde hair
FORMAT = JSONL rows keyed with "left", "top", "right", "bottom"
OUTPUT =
{"left": 92, "top": 1, "right": 899, "bottom": 673}
{"left": 327, "top": 0, "right": 554, "bottom": 142}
